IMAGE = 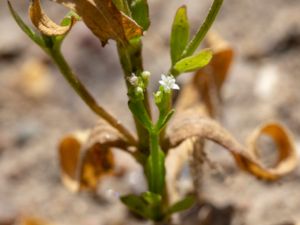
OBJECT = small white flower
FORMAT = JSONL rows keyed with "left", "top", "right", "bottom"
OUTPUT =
{"left": 141, "top": 71, "right": 151, "bottom": 79}
{"left": 159, "top": 74, "right": 179, "bottom": 92}
{"left": 136, "top": 86, "right": 143, "bottom": 94}
{"left": 128, "top": 73, "right": 138, "bottom": 86}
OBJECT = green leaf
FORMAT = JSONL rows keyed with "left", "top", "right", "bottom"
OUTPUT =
{"left": 170, "top": 5, "right": 190, "bottom": 65}
{"left": 141, "top": 192, "right": 163, "bottom": 220}
{"left": 121, "top": 194, "right": 151, "bottom": 219}
{"left": 182, "top": 0, "right": 223, "bottom": 58}
{"left": 173, "top": 49, "right": 212, "bottom": 74}
{"left": 128, "top": 100, "right": 153, "bottom": 131}
{"left": 7, "top": 1, "right": 45, "bottom": 49}
{"left": 156, "top": 109, "right": 175, "bottom": 132}
{"left": 121, "top": 192, "right": 163, "bottom": 220}
{"left": 130, "top": 0, "right": 150, "bottom": 30}
{"left": 154, "top": 90, "right": 173, "bottom": 132}
{"left": 141, "top": 191, "right": 162, "bottom": 206}
{"left": 167, "top": 195, "right": 196, "bottom": 215}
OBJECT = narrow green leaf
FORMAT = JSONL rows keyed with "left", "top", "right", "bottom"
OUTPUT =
{"left": 156, "top": 109, "right": 175, "bottom": 132}
{"left": 167, "top": 195, "right": 196, "bottom": 215}
{"left": 130, "top": 0, "right": 150, "bottom": 30}
{"left": 182, "top": 0, "right": 223, "bottom": 58}
{"left": 173, "top": 49, "right": 212, "bottom": 74}
{"left": 141, "top": 192, "right": 161, "bottom": 206}
{"left": 121, "top": 193, "right": 163, "bottom": 220}
{"left": 128, "top": 100, "right": 153, "bottom": 131}
{"left": 141, "top": 192, "right": 163, "bottom": 220}
{"left": 170, "top": 5, "right": 190, "bottom": 65}
{"left": 121, "top": 195, "right": 151, "bottom": 219}
{"left": 7, "top": 1, "right": 45, "bottom": 48}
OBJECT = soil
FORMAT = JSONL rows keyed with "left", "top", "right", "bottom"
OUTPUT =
{"left": 1, "top": 0, "right": 300, "bottom": 225}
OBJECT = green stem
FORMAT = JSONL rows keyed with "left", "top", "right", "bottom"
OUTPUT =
{"left": 159, "top": 93, "right": 172, "bottom": 150}
{"left": 181, "top": 0, "right": 223, "bottom": 58}
{"left": 149, "top": 131, "right": 165, "bottom": 194}
{"left": 117, "top": 41, "right": 151, "bottom": 154}
{"left": 49, "top": 48, "right": 137, "bottom": 146}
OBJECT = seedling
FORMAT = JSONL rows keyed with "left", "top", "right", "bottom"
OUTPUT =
{"left": 8, "top": 0, "right": 298, "bottom": 224}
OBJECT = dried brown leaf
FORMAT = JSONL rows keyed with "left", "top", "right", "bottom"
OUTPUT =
{"left": 166, "top": 32, "right": 297, "bottom": 186}
{"left": 192, "top": 31, "right": 234, "bottom": 116}
{"left": 58, "top": 131, "right": 86, "bottom": 192}
{"left": 58, "top": 120, "right": 131, "bottom": 192}
{"left": 52, "top": 0, "right": 142, "bottom": 45}
{"left": 166, "top": 109, "right": 298, "bottom": 180}
{"left": 244, "top": 123, "right": 298, "bottom": 178}
{"left": 204, "top": 31, "right": 234, "bottom": 93}
{"left": 29, "top": 0, "right": 76, "bottom": 36}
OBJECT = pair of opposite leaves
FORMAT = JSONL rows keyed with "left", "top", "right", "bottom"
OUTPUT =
{"left": 29, "top": 0, "right": 143, "bottom": 45}
{"left": 59, "top": 32, "right": 297, "bottom": 194}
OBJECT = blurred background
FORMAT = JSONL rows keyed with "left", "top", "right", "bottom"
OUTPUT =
{"left": 1, "top": 0, "right": 300, "bottom": 225}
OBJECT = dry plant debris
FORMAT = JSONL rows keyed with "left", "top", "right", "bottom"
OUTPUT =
{"left": 29, "top": 0, "right": 77, "bottom": 36}
{"left": 51, "top": 0, "right": 143, "bottom": 46}
{"left": 164, "top": 32, "right": 298, "bottom": 203}
{"left": 59, "top": 119, "right": 131, "bottom": 192}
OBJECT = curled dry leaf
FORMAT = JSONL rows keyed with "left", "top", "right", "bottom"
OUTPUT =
{"left": 29, "top": 0, "right": 77, "bottom": 36}
{"left": 59, "top": 131, "right": 87, "bottom": 192}
{"left": 193, "top": 31, "right": 234, "bottom": 117}
{"left": 165, "top": 32, "right": 297, "bottom": 203}
{"left": 58, "top": 120, "right": 131, "bottom": 192}
{"left": 52, "top": 0, "right": 143, "bottom": 46}
{"left": 203, "top": 31, "right": 234, "bottom": 93}
{"left": 166, "top": 109, "right": 298, "bottom": 180}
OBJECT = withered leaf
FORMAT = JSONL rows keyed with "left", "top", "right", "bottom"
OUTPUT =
{"left": 171, "top": 43, "right": 297, "bottom": 179}
{"left": 166, "top": 107, "right": 297, "bottom": 181}
{"left": 203, "top": 31, "right": 234, "bottom": 93}
{"left": 193, "top": 31, "right": 234, "bottom": 116}
{"left": 52, "top": 0, "right": 143, "bottom": 46}
{"left": 29, "top": 0, "right": 77, "bottom": 36}
{"left": 166, "top": 32, "right": 297, "bottom": 184}
{"left": 245, "top": 123, "right": 298, "bottom": 177}
{"left": 58, "top": 119, "right": 131, "bottom": 192}
{"left": 58, "top": 132, "right": 85, "bottom": 192}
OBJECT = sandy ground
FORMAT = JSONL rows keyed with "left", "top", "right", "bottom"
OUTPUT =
{"left": 1, "top": 0, "right": 300, "bottom": 225}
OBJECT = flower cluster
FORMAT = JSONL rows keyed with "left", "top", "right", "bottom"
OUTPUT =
{"left": 159, "top": 74, "right": 180, "bottom": 92}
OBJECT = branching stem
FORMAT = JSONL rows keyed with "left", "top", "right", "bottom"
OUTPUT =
{"left": 117, "top": 41, "right": 151, "bottom": 154}
{"left": 49, "top": 48, "right": 138, "bottom": 147}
